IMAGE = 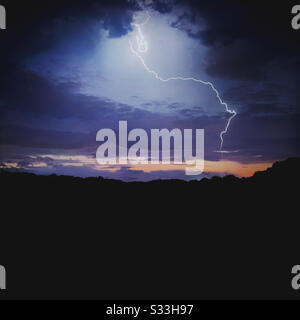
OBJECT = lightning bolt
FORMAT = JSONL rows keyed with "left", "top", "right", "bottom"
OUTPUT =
{"left": 129, "top": 12, "right": 237, "bottom": 151}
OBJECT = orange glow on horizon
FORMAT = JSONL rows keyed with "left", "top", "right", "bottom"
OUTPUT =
{"left": 128, "top": 160, "right": 273, "bottom": 177}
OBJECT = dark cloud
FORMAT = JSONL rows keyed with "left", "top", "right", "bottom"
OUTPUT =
{"left": 222, "top": 114, "right": 300, "bottom": 161}
{"left": 0, "top": 125, "right": 95, "bottom": 149}
{"left": 223, "top": 80, "right": 300, "bottom": 117}
{"left": 242, "top": 103, "right": 296, "bottom": 116}
{"left": 0, "top": 0, "right": 139, "bottom": 61}
{"left": 0, "top": 64, "right": 152, "bottom": 122}
{"left": 166, "top": 0, "right": 300, "bottom": 81}
{"left": 224, "top": 83, "right": 282, "bottom": 105}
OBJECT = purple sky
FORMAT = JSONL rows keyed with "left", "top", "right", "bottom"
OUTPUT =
{"left": 0, "top": 0, "right": 299, "bottom": 181}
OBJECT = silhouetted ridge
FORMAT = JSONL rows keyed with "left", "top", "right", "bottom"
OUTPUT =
{"left": 251, "top": 157, "right": 300, "bottom": 180}
{"left": 0, "top": 157, "right": 299, "bottom": 299}
{"left": 1, "top": 157, "right": 299, "bottom": 185}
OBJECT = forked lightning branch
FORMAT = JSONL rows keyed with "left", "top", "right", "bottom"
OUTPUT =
{"left": 129, "top": 11, "right": 237, "bottom": 151}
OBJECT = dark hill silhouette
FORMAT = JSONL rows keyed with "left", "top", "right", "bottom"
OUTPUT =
{"left": 0, "top": 158, "right": 299, "bottom": 299}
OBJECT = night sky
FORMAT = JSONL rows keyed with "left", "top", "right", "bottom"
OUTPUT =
{"left": 0, "top": 0, "right": 299, "bottom": 181}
